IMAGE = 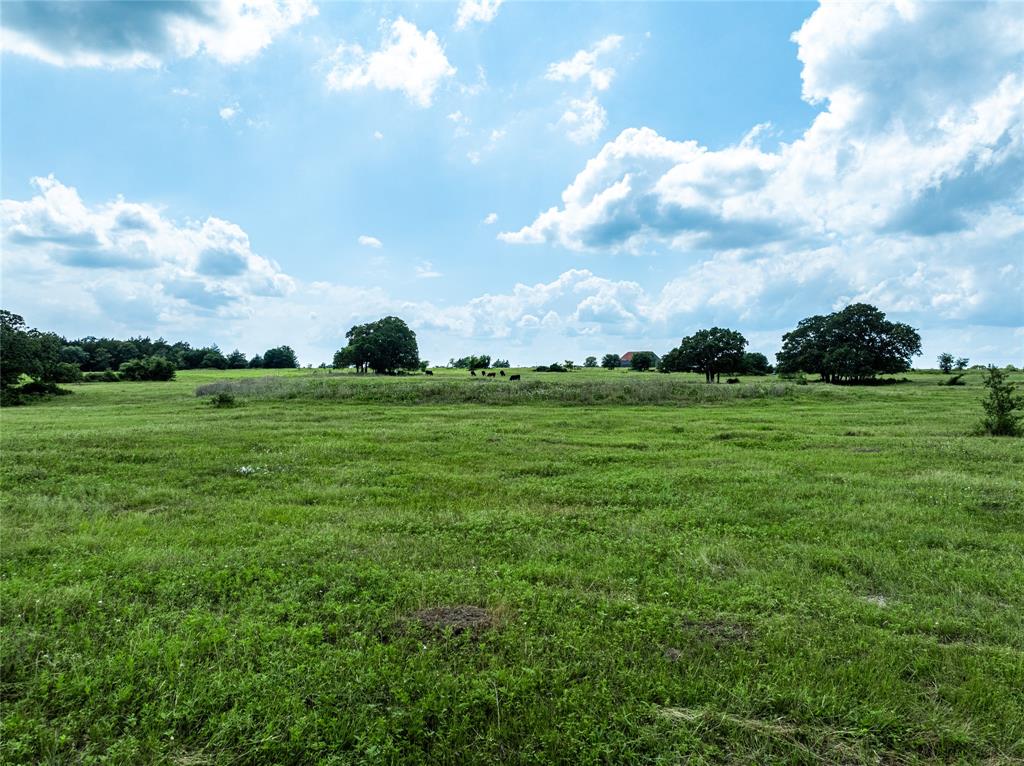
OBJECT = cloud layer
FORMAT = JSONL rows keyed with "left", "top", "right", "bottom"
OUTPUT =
{"left": 0, "top": 0, "right": 316, "bottom": 68}
{"left": 501, "top": 1, "right": 1024, "bottom": 329}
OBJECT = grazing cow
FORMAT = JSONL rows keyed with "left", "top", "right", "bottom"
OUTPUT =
{"left": 470, "top": 370, "right": 476, "bottom": 376}
{"left": 499, "top": 370, "right": 506, "bottom": 376}
{"left": 726, "top": 378, "right": 740, "bottom": 384}
{"left": 425, "top": 370, "right": 433, "bottom": 376}
{"left": 510, "top": 374, "right": 521, "bottom": 381}
{"left": 487, "top": 372, "right": 496, "bottom": 377}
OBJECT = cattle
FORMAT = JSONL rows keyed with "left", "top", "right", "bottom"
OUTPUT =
{"left": 509, "top": 374, "right": 521, "bottom": 381}
{"left": 487, "top": 372, "right": 496, "bottom": 377}
{"left": 726, "top": 378, "right": 740, "bottom": 384}
{"left": 499, "top": 370, "right": 506, "bottom": 376}
{"left": 470, "top": 370, "right": 476, "bottom": 376}
{"left": 424, "top": 370, "right": 433, "bottom": 376}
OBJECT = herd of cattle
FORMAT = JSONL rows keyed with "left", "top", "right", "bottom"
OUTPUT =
{"left": 422, "top": 369, "right": 521, "bottom": 380}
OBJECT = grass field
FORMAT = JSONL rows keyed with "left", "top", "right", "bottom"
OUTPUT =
{"left": 2, "top": 368, "right": 1022, "bottom": 764}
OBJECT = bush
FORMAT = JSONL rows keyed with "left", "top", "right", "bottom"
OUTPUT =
{"left": 941, "top": 374, "right": 966, "bottom": 386}
{"left": 209, "top": 392, "right": 237, "bottom": 408}
{"left": 979, "top": 365, "right": 1023, "bottom": 436}
{"left": 50, "top": 362, "right": 83, "bottom": 383}
{"left": 120, "top": 356, "right": 177, "bottom": 382}
{"left": 534, "top": 363, "right": 567, "bottom": 372}
{"left": 83, "top": 370, "right": 121, "bottom": 383}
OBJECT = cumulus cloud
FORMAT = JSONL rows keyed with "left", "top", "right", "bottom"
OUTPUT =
{"left": 545, "top": 35, "right": 622, "bottom": 92}
{"left": 357, "top": 235, "right": 382, "bottom": 248}
{"left": 219, "top": 103, "right": 240, "bottom": 121}
{"left": 557, "top": 96, "right": 607, "bottom": 144}
{"left": 0, "top": 0, "right": 316, "bottom": 68}
{"left": 483, "top": 212, "right": 498, "bottom": 225}
{"left": 1, "top": 176, "right": 293, "bottom": 320}
{"left": 325, "top": 18, "right": 455, "bottom": 108}
{"left": 502, "top": 2, "right": 1024, "bottom": 329}
{"left": 455, "top": 0, "right": 503, "bottom": 31}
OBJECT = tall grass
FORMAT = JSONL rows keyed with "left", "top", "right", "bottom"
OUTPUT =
{"left": 194, "top": 375, "right": 807, "bottom": 406}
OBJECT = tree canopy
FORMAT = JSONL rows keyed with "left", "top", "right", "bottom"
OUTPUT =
{"left": 775, "top": 303, "right": 921, "bottom": 383}
{"left": 263, "top": 346, "right": 299, "bottom": 369}
{"left": 630, "top": 352, "right": 657, "bottom": 372}
{"left": 337, "top": 316, "right": 419, "bottom": 375}
{"left": 601, "top": 353, "right": 621, "bottom": 370}
{"left": 450, "top": 354, "right": 491, "bottom": 370}
{"left": 660, "top": 328, "right": 747, "bottom": 382}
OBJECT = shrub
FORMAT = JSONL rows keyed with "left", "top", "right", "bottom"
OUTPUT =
{"left": 978, "top": 365, "right": 1023, "bottom": 436}
{"left": 83, "top": 370, "right": 121, "bottom": 383}
{"left": 51, "top": 362, "right": 83, "bottom": 383}
{"left": 209, "top": 392, "right": 237, "bottom": 408}
{"left": 120, "top": 356, "right": 177, "bottom": 381}
{"left": 941, "top": 374, "right": 966, "bottom": 386}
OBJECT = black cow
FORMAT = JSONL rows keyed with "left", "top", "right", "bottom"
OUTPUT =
{"left": 470, "top": 370, "right": 476, "bottom": 376}
{"left": 726, "top": 378, "right": 740, "bottom": 384}
{"left": 509, "top": 374, "right": 521, "bottom": 381}
{"left": 499, "top": 370, "right": 506, "bottom": 376}
{"left": 487, "top": 372, "right": 496, "bottom": 377}
{"left": 424, "top": 370, "right": 433, "bottom": 376}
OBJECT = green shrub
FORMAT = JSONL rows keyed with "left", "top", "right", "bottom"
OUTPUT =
{"left": 83, "top": 370, "right": 121, "bottom": 383}
{"left": 941, "top": 374, "right": 966, "bottom": 386}
{"left": 119, "top": 356, "right": 177, "bottom": 382}
{"left": 209, "top": 392, "right": 237, "bottom": 408}
{"left": 978, "top": 365, "right": 1023, "bottom": 436}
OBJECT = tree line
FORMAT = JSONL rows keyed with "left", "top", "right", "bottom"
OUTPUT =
{"left": 0, "top": 309, "right": 299, "bottom": 403}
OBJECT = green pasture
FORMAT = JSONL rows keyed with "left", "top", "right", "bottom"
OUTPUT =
{"left": 1, "top": 368, "right": 1021, "bottom": 764}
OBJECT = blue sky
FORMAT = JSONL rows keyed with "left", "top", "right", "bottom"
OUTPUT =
{"left": 2, "top": 0, "right": 1022, "bottom": 366}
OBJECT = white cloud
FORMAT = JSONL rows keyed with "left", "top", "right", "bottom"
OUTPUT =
{"left": 357, "top": 235, "right": 382, "bottom": 248}
{"left": 483, "top": 212, "right": 498, "bottom": 225}
{"left": 415, "top": 261, "right": 443, "bottom": 279}
{"left": 325, "top": 18, "right": 456, "bottom": 108}
{"left": 171, "top": 87, "right": 195, "bottom": 97}
{"left": 0, "top": 0, "right": 316, "bottom": 68}
{"left": 4, "top": 177, "right": 1020, "bottom": 367}
{"left": 502, "top": 2, "right": 1024, "bottom": 330}
{"left": 545, "top": 35, "right": 623, "bottom": 92}
{"left": 455, "top": 0, "right": 504, "bottom": 30}
{"left": 1, "top": 176, "right": 293, "bottom": 318}
{"left": 557, "top": 96, "right": 607, "bottom": 144}
{"left": 219, "top": 103, "right": 240, "bottom": 121}
{"left": 373, "top": 130, "right": 384, "bottom": 140}
{"left": 448, "top": 110, "right": 468, "bottom": 123}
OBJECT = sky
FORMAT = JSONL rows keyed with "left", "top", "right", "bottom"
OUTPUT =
{"left": 1, "top": 0, "right": 1022, "bottom": 367}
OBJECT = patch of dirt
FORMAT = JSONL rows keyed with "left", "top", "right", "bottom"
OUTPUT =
{"left": 663, "top": 646, "right": 684, "bottom": 662}
{"left": 409, "top": 605, "right": 496, "bottom": 637}
{"left": 680, "top": 618, "right": 751, "bottom": 646}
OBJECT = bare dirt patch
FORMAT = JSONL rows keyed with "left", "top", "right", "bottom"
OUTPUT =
{"left": 680, "top": 618, "right": 751, "bottom": 647}
{"left": 409, "top": 605, "right": 497, "bottom": 637}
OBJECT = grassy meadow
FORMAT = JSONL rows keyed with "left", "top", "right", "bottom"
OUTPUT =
{"left": 1, "top": 367, "right": 1022, "bottom": 764}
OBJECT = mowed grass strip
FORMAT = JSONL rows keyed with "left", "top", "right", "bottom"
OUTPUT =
{"left": 1, "top": 369, "right": 1022, "bottom": 764}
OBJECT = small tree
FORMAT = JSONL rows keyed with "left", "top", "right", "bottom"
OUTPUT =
{"left": 979, "top": 366, "right": 1023, "bottom": 436}
{"left": 630, "top": 352, "right": 656, "bottom": 372}
{"left": 584, "top": 356, "right": 598, "bottom": 368}
{"left": 740, "top": 352, "right": 773, "bottom": 376}
{"left": 248, "top": 354, "right": 264, "bottom": 369}
{"left": 564, "top": 360, "right": 575, "bottom": 371}
{"left": 226, "top": 349, "right": 248, "bottom": 368}
{"left": 493, "top": 359, "right": 510, "bottom": 368}
{"left": 955, "top": 357, "right": 969, "bottom": 371}
{"left": 601, "top": 353, "right": 621, "bottom": 370}
{"left": 937, "top": 353, "right": 954, "bottom": 374}
{"left": 263, "top": 345, "right": 299, "bottom": 369}
{"left": 666, "top": 328, "right": 747, "bottom": 382}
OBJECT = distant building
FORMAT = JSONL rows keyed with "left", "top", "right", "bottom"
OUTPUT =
{"left": 620, "top": 351, "right": 660, "bottom": 367}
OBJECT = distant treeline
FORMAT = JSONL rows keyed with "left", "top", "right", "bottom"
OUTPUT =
{"left": 0, "top": 309, "right": 299, "bottom": 404}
